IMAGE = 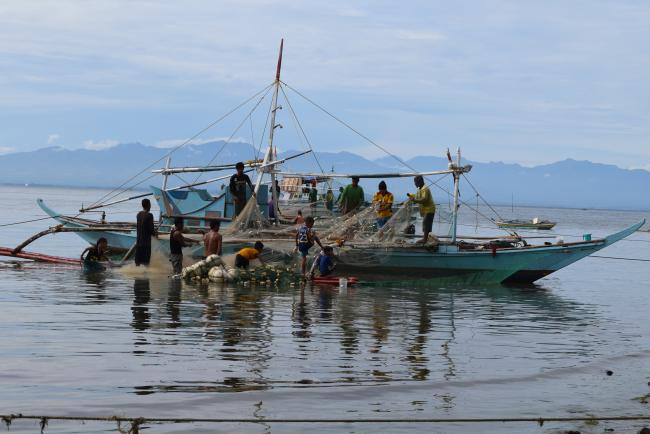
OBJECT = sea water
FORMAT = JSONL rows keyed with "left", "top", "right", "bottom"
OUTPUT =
{"left": 1, "top": 185, "right": 650, "bottom": 433}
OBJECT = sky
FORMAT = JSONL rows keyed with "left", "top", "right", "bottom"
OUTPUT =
{"left": 0, "top": 0, "right": 649, "bottom": 169}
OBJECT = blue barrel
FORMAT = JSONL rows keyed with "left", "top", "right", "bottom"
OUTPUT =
{"left": 583, "top": 233, "right": 592, "bottom": 241}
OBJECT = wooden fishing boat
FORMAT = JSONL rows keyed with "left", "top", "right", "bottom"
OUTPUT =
{"left": 496, "top": 218, "right": 556, "bottom": 230}
{"left": 19, "top": 40, "right": 642, "bottom": 286}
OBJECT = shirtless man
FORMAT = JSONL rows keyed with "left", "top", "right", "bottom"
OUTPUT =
{"left": 203, "top": 219, "right": 223, "bottom": 257}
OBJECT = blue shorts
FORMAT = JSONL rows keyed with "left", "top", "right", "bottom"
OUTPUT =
{"left": 298, "top": 243, "right": 312, "bottom": 257}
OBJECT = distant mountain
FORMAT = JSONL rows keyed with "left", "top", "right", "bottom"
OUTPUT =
{"left": 0, "top": 141, "right": 648, "bottom": 210}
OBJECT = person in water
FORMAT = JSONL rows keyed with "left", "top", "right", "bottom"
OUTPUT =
{"left": 229, "top": 161, "right": 254, "bottom": 217}
{"left": 169, "top": 217, "right": 198, "bottom": 274}
{"left": 338, "top": 176, "right": 365, "bottom": 214}
{"left": 235, "top": 241, "right": 264, "bottom": 269}
{"left": 135, "top": 198, "right": 157, "bottom": 266}
{"left": 407, "top": 175, "right": 436, "bottom": 244}
{"left": 81, "top": 237, "right": 110, "bottom": 271}
{"left": 309, "top": 245, "right": 336, "bottom": 278}
{"left": 296, "top": 216, "right": 324, "bottom": 275}
{"left": 203, "top": 219, "right": 222, "bottom": 257}
{"left": 372, "top": 180, "right": 394, "bottom": 228}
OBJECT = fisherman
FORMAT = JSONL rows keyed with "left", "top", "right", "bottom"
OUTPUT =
{"left": 203, "top": 219, "right": 222, "bottom": 257}
{"left": 325, "top": 188, "right": 335, "bottom": 211}
{"left": 407, "top": 175, "right": 436, "bottom": 244}
{"left": 372, "top": 180, "right": 394, "bottom": 228}
{"left": 309, "top": 245, "right": 336, "bottom": 278}
{"left": 169, "top": 217, "right": 197, "bottom": 274}
{"left": 296, "top": 216, "right": 324, "bottom": 275}
{"left": 309, "top": 185, "right": 318, "bottom": 207}
{"left": 81, "top": 237, "right": 110, "bottom": 272}
{"left": 135, "top": 198, "right": 156, "bottom": 266}
{"left": 229, "top": 162, "right": 254, "bottom": 217}
{"left": 338, "top": 176, "right": 365, "bottom": 214}
{"left": 235, "top": 241, "right": 264, "bottom": 269}
{"left": 268, "top": 180, "right": 281, "bottom": 224}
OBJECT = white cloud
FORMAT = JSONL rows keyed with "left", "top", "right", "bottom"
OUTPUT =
{"left": 0, "top": 146, "right": 15, "bottom": 154}
{"left": 83, "top": 139, "right": 119, "bottom": 150}
{"left": 47, "top": 133, "right": 60, "bottom": 144}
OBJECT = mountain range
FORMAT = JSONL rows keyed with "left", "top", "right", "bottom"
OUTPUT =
{"left": 0, "top": 141, "right": 648, "bottom": 211}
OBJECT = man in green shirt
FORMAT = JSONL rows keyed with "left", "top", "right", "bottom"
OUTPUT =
{"left": 407, "top": 175, "right": 436, "bottom": 244}
{"left": 338, "top": 176, "right": 365, "bottom": 214}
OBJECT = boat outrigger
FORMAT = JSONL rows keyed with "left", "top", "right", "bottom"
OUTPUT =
{"left": 5, "top": 40, "right": 643, "bottom": 285}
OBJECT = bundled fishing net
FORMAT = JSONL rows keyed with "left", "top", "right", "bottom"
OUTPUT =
{"left": 222, "top": 196, "right": 270, "bottom": 237}
{"left": 318, "top": 205, "right": 379, "bottom": 242}
{"left": 316, "top": 201, "right": 420, "bottom": 246}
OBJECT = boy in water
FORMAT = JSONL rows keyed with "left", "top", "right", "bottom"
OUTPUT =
{"left": 81, "top": 237, "right": 110, "bottom": 271}
{"left": 296, "top": 216, "right": 324, "bottom": 275}
{"left": 309, "top": 245, "right": 336, "bottom": 278}
{"left": 235, "top": 241, "right": 264, "bottom": 269}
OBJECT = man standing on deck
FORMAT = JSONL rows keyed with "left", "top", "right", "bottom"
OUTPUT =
{"left": 229, "top": 162, "right": 254, "bottom": 217}
{"left": 338, "top": 176, "right": 365, "bottom": 214}
{"left": 135, "top": 198, "right": 157, "bottom": 266}
{"left": 372, "top": 181, "right": 394, "bottom": 228}
{"left": 407, "top": 175, "right": 436, "bottom": 244}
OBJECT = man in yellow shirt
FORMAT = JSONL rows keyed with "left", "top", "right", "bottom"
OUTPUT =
{"left": 235, "top": 241, "right": 264, "bottom": 269}
{"left": 372, "top": 181, "right": 394, "bottom": 228}
{"left": 407, "top": 175, "right": 436, "bottom": 244}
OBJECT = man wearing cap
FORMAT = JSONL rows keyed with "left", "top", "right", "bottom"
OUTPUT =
{"left": 229, "top": 162, "right": 254, "bottom": 217}
{"left": 338, "top": 176, "right": 365, "bottom": 214}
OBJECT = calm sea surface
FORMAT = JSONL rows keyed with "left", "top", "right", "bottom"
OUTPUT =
{"left": 1, "top": 185, "right": 649, "bottom": 433}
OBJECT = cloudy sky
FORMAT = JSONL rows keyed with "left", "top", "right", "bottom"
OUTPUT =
{"left": 1, "top": 0, "right": 648, "bottom": 168}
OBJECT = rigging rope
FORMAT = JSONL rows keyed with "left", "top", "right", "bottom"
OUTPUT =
{"left": 87, "top": 82, "right": 275, "bottom": 210}
{"left": 190, "top": 84, "right": 274, "bottom": 185}
{"left": 280, "top": 81, "right": 508, "bottom": 231}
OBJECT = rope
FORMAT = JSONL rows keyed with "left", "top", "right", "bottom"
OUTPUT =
{"left": 190, "top": 84, "right": 274, "bottom": 185}
{"left": 2, "top": 413, "right": 650, "bottom": 426}
{"left": 589, "top": 255, "right": 650, "bottom": 262}
{"left": 279, "top": 84, "right": 327, "bottom": 177}
{"left": 87, "top": 82, "right": 274, "bottom": 210}
{"left": 280, "top": 81, "right": 506, "bottom": 229}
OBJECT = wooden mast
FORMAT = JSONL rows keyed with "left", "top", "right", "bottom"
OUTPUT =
{"left": 252, "top": 39, "right": 283, "bottom": 221}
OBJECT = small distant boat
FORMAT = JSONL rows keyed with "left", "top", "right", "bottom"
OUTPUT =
{"left": 496, "top": 217, "right": 556, "bottom": 230}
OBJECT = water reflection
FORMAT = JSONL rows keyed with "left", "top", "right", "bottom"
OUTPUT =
{"left": 132, "top": 278, "right": 150, "bottom": 332}
{"left": 118, "top": 278, "right": 599, "bottom": 396}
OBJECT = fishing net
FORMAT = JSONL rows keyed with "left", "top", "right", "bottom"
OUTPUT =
{"left": 316, "top": 201, "right": 421, "bottom": 246}
{"left": 222, "top": 196, "right": 270, "bottom": 236}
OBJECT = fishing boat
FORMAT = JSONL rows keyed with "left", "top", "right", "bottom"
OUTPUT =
{"left": 496, "top": 218, "right": 556, "bottom": 230}
{"left": 11, "top": 40, "right": 642, "bottom": 285}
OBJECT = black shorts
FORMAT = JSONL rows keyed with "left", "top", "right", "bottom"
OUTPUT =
{"left": 422, "top": 212, "right": 435, "bottom": 234}
{"left": 235, "top": 254, "right": 250, "bottom": 269}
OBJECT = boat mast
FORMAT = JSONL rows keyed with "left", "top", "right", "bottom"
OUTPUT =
{"left": 451, "top": 147, "right": 461, "bottom": 244}
{"left": 252, "top": 39, "right": 283, "bottom": 220}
